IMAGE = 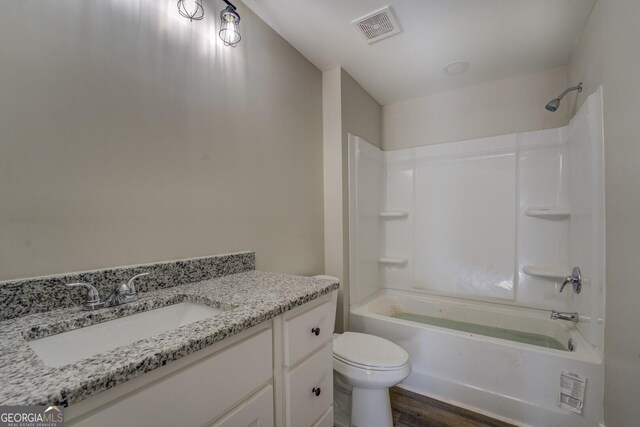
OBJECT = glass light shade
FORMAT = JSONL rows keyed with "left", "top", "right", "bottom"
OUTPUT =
{"left": 219, "top": 6, "right": 241, "bottom": 47}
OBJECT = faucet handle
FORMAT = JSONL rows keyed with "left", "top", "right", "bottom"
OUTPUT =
{"left": 126, "top": 272, "right": 150, "bottom": 294}
{"left": 66, "top": 282, "right": 105, "bottom": 310}
{"left": 66, "top": 282, "right": 100, "bottom": 302}
{"left": 560, "top": 266, "right": 581, "bottom": 294}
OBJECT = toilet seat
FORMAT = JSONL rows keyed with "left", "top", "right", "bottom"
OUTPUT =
{"left": 333, "top": 332, "right": 409, "bottom": 371}
{"left": 333, "top": 354, "right": 410, "bottom": 372}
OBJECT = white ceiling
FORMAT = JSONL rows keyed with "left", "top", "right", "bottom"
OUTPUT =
{"left": 242, "top": 0, "right": 596, "bottom": 105}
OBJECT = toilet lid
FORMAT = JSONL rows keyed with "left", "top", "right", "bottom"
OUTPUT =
{"left": 333, "top": 332, "right": 409, "bottom": 370}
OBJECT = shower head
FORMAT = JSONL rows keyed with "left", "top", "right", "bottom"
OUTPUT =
{"left": 545, "top": 98, "right": 561, "bottom": 112}
{"left": 545, "top": 82, "right": 582, "bottom": 112}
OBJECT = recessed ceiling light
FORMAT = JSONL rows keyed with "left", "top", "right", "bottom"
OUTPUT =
{"left": 444, "top": 61, "right": 470, "bottom": 76}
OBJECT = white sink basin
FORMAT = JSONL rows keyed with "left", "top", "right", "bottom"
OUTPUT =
{"left": 28, "top": 302, "right": 224, "bottom": 367}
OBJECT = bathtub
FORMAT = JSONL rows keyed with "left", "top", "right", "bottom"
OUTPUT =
{"left": 349, "top": 289, "right": 603, "bottom": 427}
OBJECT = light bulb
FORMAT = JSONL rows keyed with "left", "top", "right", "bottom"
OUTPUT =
{"left": 219, "top": 5, "right": 241, "bottom": 47}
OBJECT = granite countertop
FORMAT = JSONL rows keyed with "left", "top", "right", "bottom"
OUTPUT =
{"left": 0, "top": 271, "right": 338, "bottom": 407}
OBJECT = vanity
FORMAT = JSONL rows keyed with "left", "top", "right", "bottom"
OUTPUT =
{"left": 0, "top": 252, "right": 339, "bottom": 427}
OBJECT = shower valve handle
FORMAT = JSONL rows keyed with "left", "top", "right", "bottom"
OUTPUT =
{"left": 560, "top": 267, "right": 582, "bottom": 294}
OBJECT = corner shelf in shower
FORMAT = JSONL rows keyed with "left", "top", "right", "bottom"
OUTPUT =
{"left": 379, "top": 211, "right": 409, "bottom": 219}
{"left": 524, "top": 208, "right": 570, "bottom": 219}
{"left": 379, "top": 258, "right": 408, "bottom": 265}
{"left": 522, "top": 265, "right": 571, "bottom": 280}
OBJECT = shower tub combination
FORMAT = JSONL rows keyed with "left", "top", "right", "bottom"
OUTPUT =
{"left": 350, "top": 290, "right": 602, "bottom": 427}
{"left": 347, "top": 89, "right": 605, "bottom": 427}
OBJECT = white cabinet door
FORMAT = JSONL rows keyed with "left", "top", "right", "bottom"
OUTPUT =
{"left": 210, "top": 385, "right": 273, "bottom": 427}
{"left": 285, "top": 343, "right": 333, "bottom": 427}
{"left": 284, "top": 300, "right": 334, "bottom": 366}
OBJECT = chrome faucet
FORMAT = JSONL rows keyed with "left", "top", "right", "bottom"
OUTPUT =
{"left": 560, "top": 267, "right": 582, "bottom": 294}
{"left": 551, "top": 310, "right": 579, "bottom": 323}
{"left": 66, "top": 273, "right": 150, "bottom": 311}
{"left": 66, "top": 283, "right": 107, "bottom": 311}
{"left": 114, "top": 272, "right": 150, "bottom": 304}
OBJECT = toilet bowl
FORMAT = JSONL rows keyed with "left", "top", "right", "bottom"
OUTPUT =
{"left": 310, "top": 276, "right": 410, "bottom": 426}
{"left": 333, "top": 332, "right": 411, "bottom": 427}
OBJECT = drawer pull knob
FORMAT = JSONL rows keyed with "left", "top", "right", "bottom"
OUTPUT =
{"left": 311, "top": 327, "right": 321, "bottom": 336}
{"left": 312, "top": 387, "right": 321, "bottom": 396}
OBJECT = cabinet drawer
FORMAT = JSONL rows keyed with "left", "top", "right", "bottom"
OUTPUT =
{"left": 70, "top": 328, "right": 272, "bottom": 427}
{"left": 209, "top": 385, "right": 273, "bottom": 427}
{"left": 285, "top": 343, "right": 333, "bottom": 427}
{"left": 284, "top": 300, "right": 333, "bottom": 366}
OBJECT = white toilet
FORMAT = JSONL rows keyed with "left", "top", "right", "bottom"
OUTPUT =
{"left": 333, "top": 332, "right": 411, "bottom": 427}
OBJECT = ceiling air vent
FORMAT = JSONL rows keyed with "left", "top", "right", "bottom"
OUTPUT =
{"left": 352, "top": 6, "right": 401, "bottom": 44}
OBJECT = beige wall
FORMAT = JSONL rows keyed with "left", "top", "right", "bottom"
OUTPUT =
{"left": 0, "top": 0, "right": 324, "bottom": 280}
{"left": 322, "top": 68, "right": 345, "bottom": 330}
{"left": 567, "top": 1, "right": 605, "bottom": 114}
{"left": 322, "top": 68, "right": 382, "bottom": 332}
{"left": 383, "top": 66, "right": 570, "bottom": 150}
{"left": 568, "top": 1, "right": 640, "bottom": 425}
{"left": 341, "top": 70, "right": 383, "bottom": 150}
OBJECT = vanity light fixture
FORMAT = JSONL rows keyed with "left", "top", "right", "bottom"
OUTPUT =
{"left": 219, "top": 0, "right": 241, "bottom": 47}
{"left": 177, "top": 0, "right": 204, "bottom": 21}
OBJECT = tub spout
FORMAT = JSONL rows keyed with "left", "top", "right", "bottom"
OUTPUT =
{"left": 550, "top": 310, "right": 579, "bottom": 322}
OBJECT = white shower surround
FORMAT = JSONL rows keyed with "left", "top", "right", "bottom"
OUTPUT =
{"left": 347, "top": 88, "right": 605, "bottom": 426}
